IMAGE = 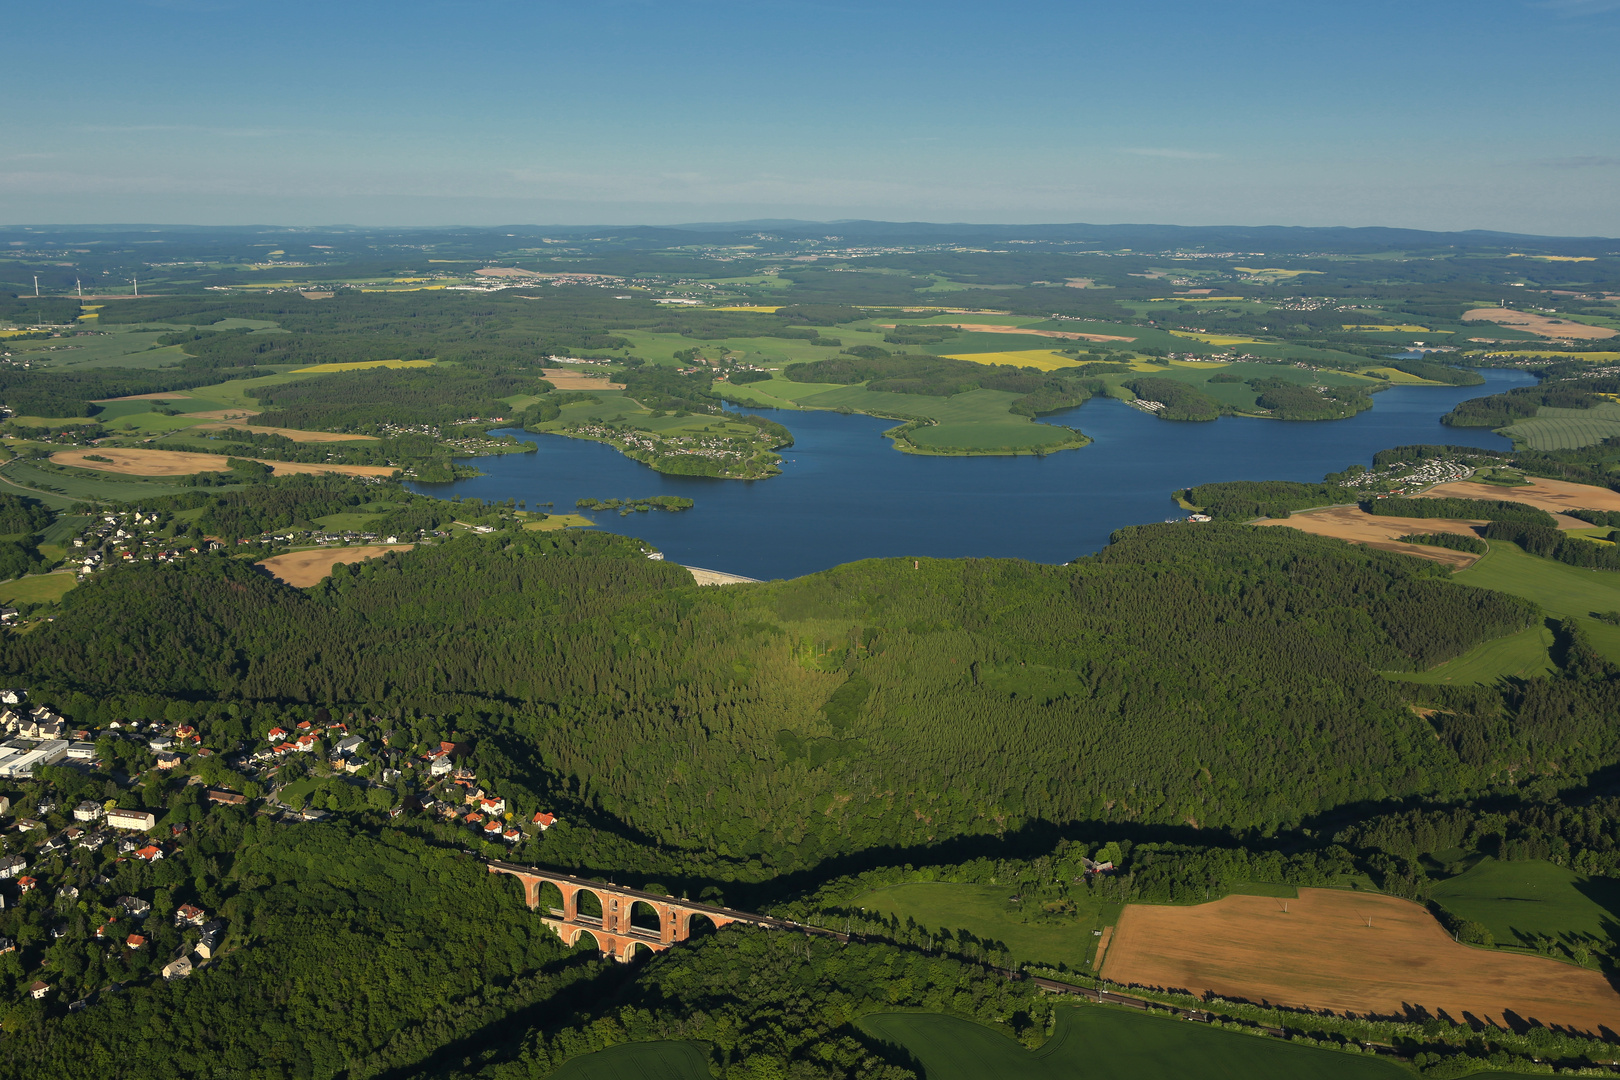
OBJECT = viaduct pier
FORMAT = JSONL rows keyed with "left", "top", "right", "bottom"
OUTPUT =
{"left": 488, "top": 860, "right": 841, "bottom": 962}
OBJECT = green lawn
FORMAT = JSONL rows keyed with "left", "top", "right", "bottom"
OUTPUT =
{"left": 1452, "top": 541, "right": 1620, "bottom": 664}
{"left": 549, "top": 1041, "right": 713, "bottom": 1080}
{"left": 859, "top": 1007, "right": 1411, "bottom": 1080}
{"left": 850, "top": 882, "right": 1109, "bottom": 971}
{"left": 0, "top": 574, "right": 78, "bottom": 605}
{"left": 1392, "top": 620, "right": 1557, "bottom": 685}
{"left": 1431, "top": 857, "right": 1620, "bottom": 952}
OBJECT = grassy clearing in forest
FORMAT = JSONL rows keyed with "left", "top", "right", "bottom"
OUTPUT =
{"left": 859, "top": 1007, "right": 1412, "bottom": 1080}
{"left": 1502, "top": 404, "right": 1620, "bottom": 450}
{"left": 0, "top": 575, "right": 78, "bottom": 605}
{"left": 850, "top": 882, "right": 1110, "bottom": 970}
{"left": 549, "top": 1041, "right": 714, "bottom": 1080}
{"left": 1393, "top": 621, "right": 1557, "bottom": 685}
{"left": 1453, "top": 541, "right": 1620, "bottom": 664}
{"left": 1431, "top": 857, "right": 1620, "bottom": 955}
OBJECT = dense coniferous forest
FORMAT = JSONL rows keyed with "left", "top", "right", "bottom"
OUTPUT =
{"left": 0, "top": 524, "right": 1542, "bottom": 879}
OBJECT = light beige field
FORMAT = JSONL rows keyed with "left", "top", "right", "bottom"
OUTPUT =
{"left": 51, "top": 448, "right": 397, "bottom": 478}
{"left": 888, "top": 323, "right": 1137, "bottom": 343}
{"left": 258, "top": 545, "right": 414, "bottom": 587}
{"left": 1422, "top": 476, "right": 1620, "bottom": 518}
{"left": 1463, "top": 308, "right": 1617, "bottom": 340}
{"left": 93, "top": 391, "right": 196, "bottom": 402}
{"left": 1258, "top": 507, "right": 1484, "bottom": 568}
{"left": 183, "top": 409, "right": 260, "bottom": 422}
{"left": 1100, "top": 888, "right": 1620, "bottom": 1035}
{"left": 195, "top": 423, "right": 378, "bottom": 443}
{"left": 475, "top": 267, "right": 542, "bottom": 278}
{"left": 541, "top": 367, "right": 626, "bottom": 391}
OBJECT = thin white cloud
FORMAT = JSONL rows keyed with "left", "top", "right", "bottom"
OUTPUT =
{"left": 1120, "top": 148, "right": 1222, "bottom": 160}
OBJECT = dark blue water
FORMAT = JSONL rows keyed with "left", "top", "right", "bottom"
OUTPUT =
{"left": 411, "top": 370, "right": 1533, "bottom": 580}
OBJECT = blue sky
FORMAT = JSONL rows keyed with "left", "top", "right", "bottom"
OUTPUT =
{"left": 4, "top": 0, "right": 1618, "bottom": 233}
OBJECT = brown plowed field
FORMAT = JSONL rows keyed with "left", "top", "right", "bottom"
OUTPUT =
{"left": 51, "top": 448, "right": 397, "bottom": 478}
{"left": 1463, "top": 308, "right": 1617, "bottom": 340}
{"left": 1100, "top": 888, "right": 1620, "bottom": 1034}
{"left": 1257, "top": 507, "right": 1484, "bottom": 568}
{"left": 1422, "top": 477, "right": 1620, "bottom": 518}
{"left": 258, "top": 545, "right": 414, "bottom": 587}
{"left": 194, "top": 423, "right": 378, "bottom": 443}
{"left": 541, "top": 367, "right": 626, "bottom": 391}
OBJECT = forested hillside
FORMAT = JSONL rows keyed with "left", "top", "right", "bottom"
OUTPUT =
{"left": 0, "top": 524, "right": 1542, "bottom": 879}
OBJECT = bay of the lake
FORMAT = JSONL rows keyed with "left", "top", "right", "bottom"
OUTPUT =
{"left": 411, "top": 369, "right": 1535, "bottom": 581}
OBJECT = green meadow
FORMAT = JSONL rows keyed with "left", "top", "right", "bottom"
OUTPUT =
{"left": 859, "top": 1007, "right": 1415, "bottom": 1080}
{"left": 1501, "top": 403, "right": 1620, "bottom": 451}
{"left": 1431, "top": 857, "right": 1620, "bottom": 953}
{"left": 0, "top": 574, "right": 78, "bottom": 606}
{"left": 1393, "top": 620, "right": 1557, "bottom": 685}
{"left": 549, "top": 1041, "right": 713, "bottom": 1080}
{"left": 849, "top": 882, "right": 1112, "bottom": 970}
{"left": 1453, "top": 541, "right": 1620, "bottom": 664}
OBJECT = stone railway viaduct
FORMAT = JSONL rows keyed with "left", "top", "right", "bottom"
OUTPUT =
{"left": 488, "top": 860, "right": 842, "bottom": 962}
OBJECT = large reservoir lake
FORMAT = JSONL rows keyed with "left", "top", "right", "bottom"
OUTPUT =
{"left": 413, "top": 369, "right": 1534, "bottom": 581}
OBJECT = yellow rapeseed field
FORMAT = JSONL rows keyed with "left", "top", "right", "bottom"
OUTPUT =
{"left": 1167, "top": 331, "right": 1267, "bottom": 346}
{"left": 943, "top": 350, "right": 1080, "bottom": 371}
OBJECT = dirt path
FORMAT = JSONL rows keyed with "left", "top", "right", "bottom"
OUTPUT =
{"left": 1100, "top": 888, "right": 1620, "bottom": 1035}
{"left": 258, "top": 545, "right": 415, "bottom": 587}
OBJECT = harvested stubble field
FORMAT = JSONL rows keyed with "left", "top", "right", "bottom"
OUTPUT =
{"left": 258, "top": 545, "right": 415, "bottom": 587}
{"left": 1099, "top": 888, "right": 1620, "bottom": 1034}
{"left": 1258, "top": 507, "right": 1484, "bottom": 568}
{"left": 1421, "top": 477, "right": 1620, "bottom": 519}
{"left": 541, "top": 367, "right": 626, "bottom": 391}
{"left": 1463, "top": 308, "right": 1617, "bottom": 340}
{"left": 50, "top": 448, "right": 397, "bottom": 478}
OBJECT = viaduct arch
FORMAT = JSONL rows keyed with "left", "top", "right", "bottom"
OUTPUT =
{"left": 488, "top": 860, "right": 839, "bottom": 963}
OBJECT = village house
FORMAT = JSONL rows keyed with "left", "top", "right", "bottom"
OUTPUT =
{"left": 155, "top": 752, "right": 182, "bottom": 770}
{"left": 175, "top": 904, "right": 206, "bottom": 927}
{"left": 118, "top": 896, "right": 151, "bottom": 918}
{"left": 267, "top": 727, "right": 288, "bottom": 743}
{"left": 125, "top": 933, "right": 146, "bottom": 949}
{"left": 0, "top": 856, "right": 24, "bottom": 880}
{"left": 134, "top": 844, "right": 164, "bottom": 862}
{"left": 206, "top": 790, "right": 246, "bottom": 806}
{"left": 29, "top": 981, "right": 48, "bottom": 1000}
{"left": 533, "top": 811, "right": 557, "bottom": 831}
{"left": 162, "top": 956, "right": 193, "bottom": 980}
{"left": 478, "top": 795, "right": 506, "bottom": 815}
{"left": 72, "top": 801, "right": 104, "bottom": 822}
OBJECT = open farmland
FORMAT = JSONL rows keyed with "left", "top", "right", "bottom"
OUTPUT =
{"left": 257, "top": 544, "right": 415, "bottom": 587}
{"left": 548, "top": 1041, "right": 713, "bottom": 1080}
{"left": 1098, "top": 888, "right": 1620, "bottom": 1034}
{"left": 1463, "top": 308, "right": 1617, "bottom": 340}
{"left": 1501, "top": 404, "right": 1620, "bottom": 450}
{"left": 50, "top": 448, "right": 397, "bottom": 478}
{"left": 860, "top": 1007, "right": 1411, "bottom": 1080}
{"left": 1421, "top": 476, "right": 1620, "bottom": 517}
{"left": 1455, "top": 541, "right": 1620, "bottom": 664}
{"left": 541, "top": 367, "right": 627, "bottom": 390}
{"left": 1257, "top": 506, "right": 1485, "bottom": 568}
{"left": 1394, "top": 621, "right": 1557, "bottom": 684}
{"left": 943, "top": 349, "right": 1080, "bottom": 371}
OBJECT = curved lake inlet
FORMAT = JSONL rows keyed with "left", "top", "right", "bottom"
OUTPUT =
{"left": 411, "top": 370, "right": 1535, "bottom": 581}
